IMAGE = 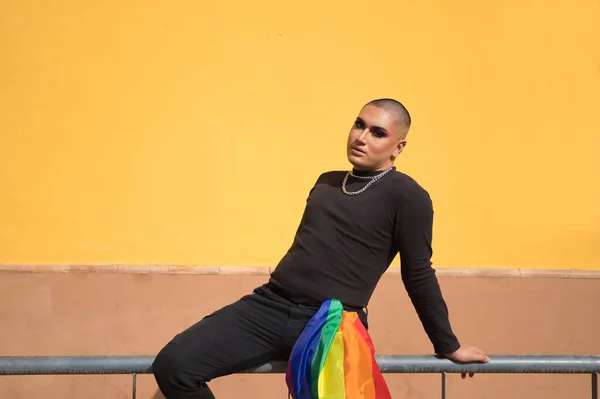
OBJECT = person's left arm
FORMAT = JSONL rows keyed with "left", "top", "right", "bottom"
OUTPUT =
{"left": 395, "top": 186, "right": 489, "bottom": 373}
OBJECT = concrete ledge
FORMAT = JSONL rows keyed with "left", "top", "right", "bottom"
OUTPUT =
{"left": 0, "top": 264, "right": 599, "bottom": 278}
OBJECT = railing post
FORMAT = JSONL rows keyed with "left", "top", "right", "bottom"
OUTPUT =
{"left": 132, "top": 373, "right": 137, "bottom": 399}
{"left": 593, "top": 372, "right": 598, "bottom": 399}
{"left": 441, "top": 372, "right": 446, "bottom": 399}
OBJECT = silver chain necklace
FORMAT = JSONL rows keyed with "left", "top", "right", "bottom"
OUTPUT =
{"left": 341, "top": 167, "right": 393, "bottom": 196}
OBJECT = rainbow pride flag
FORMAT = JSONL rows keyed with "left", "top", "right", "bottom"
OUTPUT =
{"left": 285, "top": 299, "right": 392, "bottom": 399}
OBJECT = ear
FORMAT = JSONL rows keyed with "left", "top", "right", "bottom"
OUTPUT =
{"left": 392, "top": 139, "right": 407, "bottom": 158}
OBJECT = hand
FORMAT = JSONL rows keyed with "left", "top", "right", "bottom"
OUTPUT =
{"left": 444, "top": 344, "right": 490, "bottom": 379}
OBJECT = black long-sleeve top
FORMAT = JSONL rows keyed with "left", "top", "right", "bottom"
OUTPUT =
{"left": 267, "top": 167, "right": 461, "bottom": 355}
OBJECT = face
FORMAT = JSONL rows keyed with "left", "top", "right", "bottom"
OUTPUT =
{"left": 346, "top": 105, "right": 407, "bottom": 171}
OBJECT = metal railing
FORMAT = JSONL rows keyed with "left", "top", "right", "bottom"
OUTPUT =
{"left": 1, "top": 355, "right": 598, "bottom": 399}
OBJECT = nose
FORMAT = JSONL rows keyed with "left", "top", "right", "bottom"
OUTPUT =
{"left": 355, "top": 128, "right": 369, "bottom": 144}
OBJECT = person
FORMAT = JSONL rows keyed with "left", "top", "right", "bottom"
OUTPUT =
{"left": 152, "top": 98, "right": 489, "bottom": 398}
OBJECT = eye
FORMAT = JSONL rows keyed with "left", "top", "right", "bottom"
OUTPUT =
{"left": 371, "top": 128, "right": 387, "bottom": 138}
{"left": 354, "top": 120, "right": 365, "bottom": 129}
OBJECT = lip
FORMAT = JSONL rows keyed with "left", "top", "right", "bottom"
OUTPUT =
{"left": 350, "top": 146, "right": 366, "bottom": 155}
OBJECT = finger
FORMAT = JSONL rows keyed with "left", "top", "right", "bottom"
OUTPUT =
{"left": 461, "top": 373, "right": 466, "bottom": 379}
{"left": 475, "top": 351, "right": 490, "bottom": 363}
{"left": 476, "top": 348, "right": 490, "bottom": 363}
{"left": 469, "top": 372, "right": 475, "bottom": 378}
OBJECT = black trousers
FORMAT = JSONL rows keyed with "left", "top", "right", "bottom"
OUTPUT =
{"left": 152, "top": 285, "right": 368, "bottom": 399}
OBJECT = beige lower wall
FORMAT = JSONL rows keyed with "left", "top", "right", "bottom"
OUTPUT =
{"left": 1, "top": 270, "right": 599, "bottom": 398}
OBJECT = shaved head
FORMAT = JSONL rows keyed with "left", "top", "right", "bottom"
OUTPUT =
{"left": 364, "top": 98, "right": 411, "bottom": 137}
{"left": 347, "top": 98, "right": 411, "bottom": 171}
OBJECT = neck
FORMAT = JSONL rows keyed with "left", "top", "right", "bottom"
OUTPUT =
{"left": 351, "top": 162, "right": 395, "bottom": 173}
{"left": 351, "top": 166, "right": 395, "bottom": 177}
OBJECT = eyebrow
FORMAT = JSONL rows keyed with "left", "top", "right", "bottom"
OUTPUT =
{"left": 356, "top": 117, "right": 389, "bottom": 134}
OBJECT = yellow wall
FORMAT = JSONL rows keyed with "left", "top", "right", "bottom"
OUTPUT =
{"left": 1, "top": 0, "right": 599, "bottom": 269}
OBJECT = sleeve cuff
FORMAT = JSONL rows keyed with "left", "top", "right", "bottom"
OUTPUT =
{"left": 434, "top": 340, "right": 461, "bottom": 356}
